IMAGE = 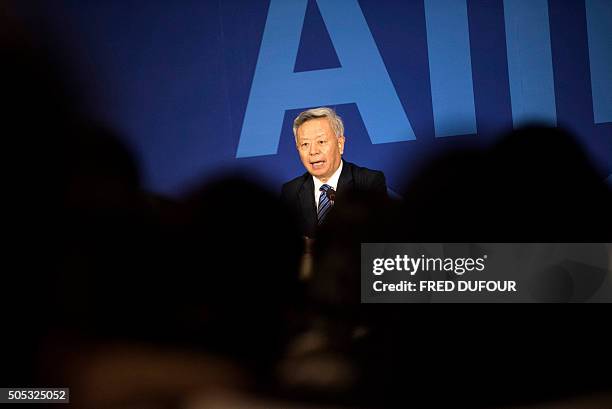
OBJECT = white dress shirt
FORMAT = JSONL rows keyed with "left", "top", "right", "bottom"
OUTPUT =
{"left": 313, "top": 160, "right": 343, "bottom": 209}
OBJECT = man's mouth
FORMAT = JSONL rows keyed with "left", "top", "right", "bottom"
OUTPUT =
{"left": 310, "top": 160, "right": 325, "bottom": 169}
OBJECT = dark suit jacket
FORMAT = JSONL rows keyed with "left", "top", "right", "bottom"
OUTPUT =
{"left": 280, "top": 161, "right": 387, "bottom": 238}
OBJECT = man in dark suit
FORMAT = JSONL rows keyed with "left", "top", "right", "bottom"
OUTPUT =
{"left": 281, "top": 107, "right": 387, "bottom": 238}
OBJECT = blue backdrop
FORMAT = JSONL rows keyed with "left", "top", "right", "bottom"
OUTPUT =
{"left": 19, "top": 0, "right": 612, "bottom": 196}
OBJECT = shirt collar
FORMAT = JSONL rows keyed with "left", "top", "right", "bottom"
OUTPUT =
{"left": 313, "top": 159, "right": 343, "bottom": 193}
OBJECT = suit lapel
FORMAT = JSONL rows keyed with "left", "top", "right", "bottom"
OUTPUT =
{"left": 298, "top": 174, "right": 317, "bottom": 235}
{"left": 337, "top": 160, "right": 354, "bottom": 197}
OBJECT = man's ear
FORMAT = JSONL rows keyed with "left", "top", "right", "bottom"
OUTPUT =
{"left": 338, "top": 135, "right": 346, "bottom": 154}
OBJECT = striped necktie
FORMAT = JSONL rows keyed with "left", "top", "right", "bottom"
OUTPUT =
{"left": 317, "top": 184, "right": 334, "bottom": 225}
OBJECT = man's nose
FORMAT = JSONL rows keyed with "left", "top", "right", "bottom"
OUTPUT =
{"left": 309, "top": 143, "right": 320, "bottom": 155}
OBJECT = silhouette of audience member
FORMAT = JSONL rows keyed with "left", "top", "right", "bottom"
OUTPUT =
{"left": 402, "top": 126, "right": 611, "bottom": 242}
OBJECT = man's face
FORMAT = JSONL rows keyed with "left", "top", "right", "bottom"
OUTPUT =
{"left": 295, "top": 117, "right": 345, "bottom": 182}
